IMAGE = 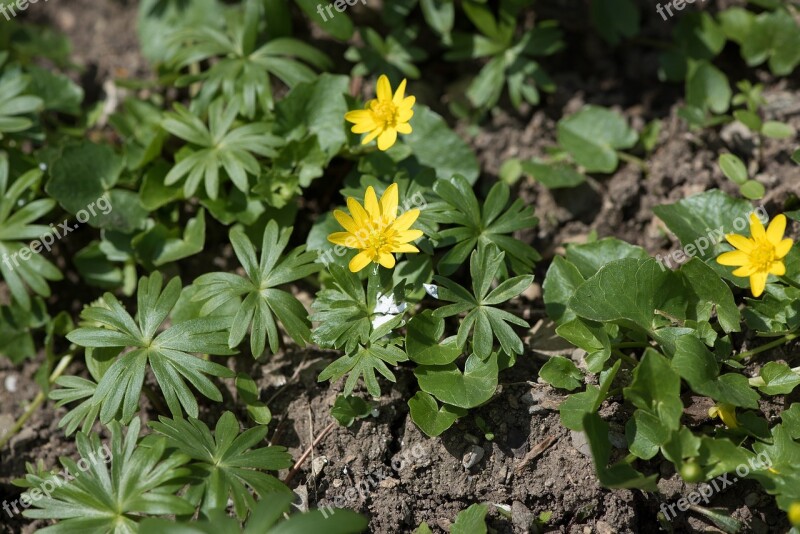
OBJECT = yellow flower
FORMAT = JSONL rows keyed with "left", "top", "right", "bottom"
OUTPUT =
{"left": 789, "top": 502, "right": 800, "bottom": 526}
{"left": 708, "top": 403, "right": 738, "bottom": 429}
{"left": 344, "top": 75, "right": 415, "bottom": 151}
{"left": 717, "top": 213, "right": 793, "bottom": 297}
{"left": 328, "top": 183, "right": 423, "bottom": 272}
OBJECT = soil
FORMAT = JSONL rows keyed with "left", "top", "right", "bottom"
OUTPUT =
{"left": 2, "top": 0, "right": 800, "bottom": 533}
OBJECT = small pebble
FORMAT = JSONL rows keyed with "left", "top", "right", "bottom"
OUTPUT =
{"left": 4, "top": 375, "right": 17, "bottom": 393}
{"left": 462, "top": 445, "right": 485, "bottom": 470}
{"left": 311, "top": 456, "right": 327, "bottom": 479}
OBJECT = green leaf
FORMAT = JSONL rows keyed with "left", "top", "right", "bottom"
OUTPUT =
{"left": 405, "top": 311, "right": 461, "bottom": 365}
{"left": 331, "top": 395, "right": 372, "bottom": 427}
{"left": 543, "top": 256, "right": 586, "bottom": 325}
{"left": 718, "top": 154, "right": 748, "bottom": 185}
{"left": 415, "top": 352, "right": 499, "bottom": 409}
{"left": 590, "top": 0, "right": 640, "bottom": 46}
{"left": 623, "top": 349, "right": 683, "bottom": 431}
{"left": 556, "top": 105, "right": 638, "bottom": 173}
{"left": 739, "top": 180, "right": 765, "bottom": 200}
{"left": 539, "top": 356, "right": 583, "bottom": 391}
{"left": 66, "top": 273, "right": 236, "bottom": 423}
{"left": 758, "top": 362, "right": 800, "bottom": 396}
{"left": 408, "top": 391, "right": 466, "bottom": 437}
{"left": 565, "top": 237, "right": 649, "bottom": 279}
{"left": 22, "top": 418, "right": 194, "bottom": 529}
{"left": 149, "top": 412, "right": 292, "bottom": 520}
{"left": 686, "top": 60, "right": 731, "bottom": 114}
{"left": 582, "top": 412, "right": 658, "bottom": 490}
{"left": 761, "top": 121, "right": 796, "bottom": 139}
{"left": 133, "top": 209, "right": 206, "bottom": 268}
{"left": 559, "top": 360, "right": 621, "bottom": 431}
{"left": 236, "top": 373, "right": 272, "bottom": 425}
{"left": 294, "top": 0, "right": 355, "bottom": 40}
{"left": 194, "top": 222, "right": 321, "bottom": 357}
{"left": 672, "top": 335, "right": 760, "bottom": 408}
{"left": 319, "top": 341, "right": 408, "bottom": 398}
{"left": 520, "top": 160, "right": 586, "bottom": 189}
{"left": 451, "top": 504, "right": 488, "bottom": 534}
{"left": 403, "top": 105, "right": 480, "bottom": 184}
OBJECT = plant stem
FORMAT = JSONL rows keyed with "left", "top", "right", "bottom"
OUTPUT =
{"left": 736, "top": 332, "right": 799, "bottom": 361}
{"left": 283, "top": 421, "right": 336, "bottom": 485}
{"left": 613, "top": 349, "right": 639, "bottom": 366}
{"left": 0, "top": 353, "right": 74, "bottom": 450}
{"left": 617, "top": 151, "right": 648, "bottom": 172}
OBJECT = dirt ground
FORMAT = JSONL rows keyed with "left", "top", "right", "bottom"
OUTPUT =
{"left": 2, "top": 0, "right": 800, "bottom": 532}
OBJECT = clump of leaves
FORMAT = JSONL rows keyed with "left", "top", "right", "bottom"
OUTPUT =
{"left": 193, "top": 221, "right": 321, "bottom": 358}
{"left": 66, "top": 272, "right": 236, "bottom": 423}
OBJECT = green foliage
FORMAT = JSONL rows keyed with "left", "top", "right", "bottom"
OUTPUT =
{"left": 20, "top": 418, "right": 195, "bottom": 532}
{"left": 140, "top": 493, "right": 367, "bottom": 533}
{"left": 148, "top": 411, "right": 292, "bottom": 519}
{"left": 66, "top": 273, "right": 236, "bottom": 423}
{"left": 193, "top": 222, "right": 321, "bottom": 357}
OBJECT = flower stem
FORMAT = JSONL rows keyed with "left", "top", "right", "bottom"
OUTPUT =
{"left": 0, "top": 352, "right": 74, "bottom": 450}
{"left": 736, "top": 332, "right": 799, "bottom": 361}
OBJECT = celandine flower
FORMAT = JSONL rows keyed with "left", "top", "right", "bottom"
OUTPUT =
{"left": 328, "top": 183, "right": 422, "bottom": 272}
{"left": 716, "top": 213, "right": 793, "bottom": 297}
{"left": 708, "top": 403, "right": 738, "bottom": 429}
{"left": 344, "top": 75, "right": 414, "bottom": 151}
{"left": 789, "top": 502, "right": 800, "bottom": 526}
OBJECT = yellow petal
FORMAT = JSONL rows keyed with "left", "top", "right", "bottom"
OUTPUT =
{"left": 334, "top": 210, "right": 359, "bottom": 235}
{"left": 393, "top": 79, "right": 407, "bottom": 104}
{"left": 398, "top": 108, "right": 414, "bottom": 123}
{"left": 349, "top": 250, "right": 373, "bottom": 272}
{"left": 345, "top": 110, "right": 377, "bottom": 132}
{"left": 378, "top": 252, "right": 396, "bottom": 269}
{"left": 361, "top": 128, "right": 381, "bottom": 145}
{"left": 394, "top": 229, "right": 423, "bottom": 243}
{"left": 376, "top": 75, "right": 392, "bottom": 101}
{"left": 769, "top": 261, "right": 786, "bottom": 276}
{"left": 390, "top": 209, "right": 420, "bottom": 231}
{"left": 380, "top": 183, "right": 399, "bottom": 223}
{"left": 400, "top": 96, "right": 415, "bottom": 109}
{"left": 364, "top": 186, "right": 381, "bottom": 222}
{"left": 750, "top": 212, "right": 766, "bottom": 240}
{"left": 717, "top": 250, "right": 750, "bottom": 266}
{"left": 766, "top": 214, "right": 787, "bottom": 245}
{"left": 347, "top": 197, "right": 370, "bottom": 227}
{"left": 396, "top": 122, "right": 412, "bottom": 134}
{"left": 328, "top": 232, "right": 357, "bottom": 247}
{"left": 750, "top": 271, "right": 768, "bottom": 297}
{"left": 391, "top": 243, "right": 419, "bottom": 254}
{"left": 725, "top": 233, "right": 754, "bottom": 253}
{"left": 377, "top": 128, "right": 398, "bottom": 151}
{"left": 775, "top": 238, "right": 794, "bottom": 259}
{"left": 732, "top": 264, "right": 756, "bottom": 277}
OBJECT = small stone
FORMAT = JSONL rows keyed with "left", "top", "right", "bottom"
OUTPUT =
{"left": 311, "top": 456, "right": 328, "bottom": 479}
{"left": 544, "top": 478, "right": 554, "bottom": 488}
{"left": 571, "top": 430, "right": 592, "bottom": 457}
{"left": 4, "top": 375, "right": 17, "bottom": 393}
{"left": 379, "top": 477, "right": 400, "bottom": 489}
{"left": 608, "top": 431, "right": 627, "bottom": 449}
{"left": 332, "top": 479, "right": 343, "bottom": 488}
{"left": 596, "top": 520, "right": 614, "bottom": 534}
{"left": 462, "top": 445, "right": 485, "bottom": 470}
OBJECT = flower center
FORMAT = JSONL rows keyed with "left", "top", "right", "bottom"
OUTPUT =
{"left": 751, "top": 242, "right": 775, "bottom": 271}
{"left": 373, "top": 101, "right": 398, "bottom": 127}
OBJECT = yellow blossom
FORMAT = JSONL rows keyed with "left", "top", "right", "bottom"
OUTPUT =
{"left": 789, "top": 502, "right": 800, "bottom": 526}
{"left": 344, "top": 75, "right": 414, "bottom": 151}
{"left": 327, "top": 183, "right": 422, "bottom": 272}
{"left": 717, "top": 213, "right": 793, "bottom": 297}
{"left": 708, "top": 403, "right": 738, "bottom": 429}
